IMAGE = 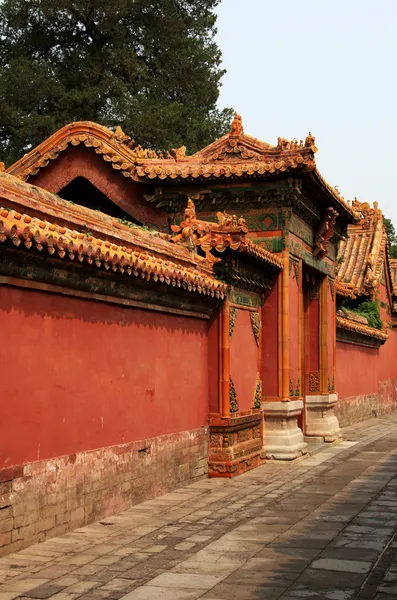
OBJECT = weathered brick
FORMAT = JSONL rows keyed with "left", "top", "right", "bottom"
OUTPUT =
{"left": 0, "top": 481, "right": 12, "bottom": 496}
{"left": 0, "top": 494, "right": 13, "bottom": 509}
{"left": 0, "top": 506, "right": 12, "bottom": 521}
{"left": 12, "top": 523, "right": 36, "bottom": 542}
{"left": 0, "top": 531, "right": 12, "bottom": 547}
{"left": 69, "top": 507, "right": 85, "bottom": 523}
{"left": 0, "top": 518, "right": 13, "bottom": 534}
{"left": 0, "top": 426, "right": 208, "bottom": 556}
{"left": 23, "top": 461, "right": 46, "bottom": 477}
{"left": 13, "top": 510, "right": 38, "bottom": 529}
{"left": 35, "top": 516, "right": 56, "bottom": 534}
{"left": 0, "top": 465, "right": 23, "bottom": 483}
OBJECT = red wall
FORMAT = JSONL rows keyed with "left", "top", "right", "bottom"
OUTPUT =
{"left": 327, "top": 284, "right": 335, "bottom": 383}
{"left": 0, "top": 286, "right": 210, "bottom": 468}
{"left": 380, "top": 329, "right": 397, "bottom": 381}
{"left": 336, "top": 341, "right": 379, "bottom": 398}
{"left": 289, "top": 271, "right": 299, "bottom": 389}
{"left": 30, "top": 146, "right": 167, "bottom": 229}
{"left": 208, "top": 311, "right": 219, "bottom": 414}
{"left": 230, "top": 309, "right": 258, "bottom": 411}
{"left": 262, "top": 284, "right": 278, "bottom": 397}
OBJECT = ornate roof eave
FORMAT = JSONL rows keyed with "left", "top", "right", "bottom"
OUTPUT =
{"left": 390, "top": 258, "right": 397, "bottom": 296}
{"left": 170, "top": 198, "right": 283, "bottom": 270}
{"left": 135, "top": 115, "right": 319, "bottom": 184}
{"left": 5, "top": 121, "right": 162, "bottom": 183}
{"left": 335, "top": 280, "right": 356, "bottom": 299}
{"left": 336, "top": 314, "right": 388, "bottom": 344}
{"left": 337, "top": 200, "right": 390, "bottom": 298}
{"left": 0, "top": 171, "right": 215, "bottom": 275}
{"left": 235, "top": 240, "right": 283, "bottom": 269}
{"left": 304, "top": 170, "right": 357, "bottom": 222}
{"left": 0, "top": 207, "right": 227, "bottom": 300}
{"left": 135, "top": 156, "right": 316, "bottom": 184}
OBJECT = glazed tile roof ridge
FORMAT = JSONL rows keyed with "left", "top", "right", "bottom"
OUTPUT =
{"left": 390, "top": 259, "right": 397, "bottom": 295}
{"left": 336, "top": 314, "right": 388, "bottom": 341}
{"left": 337, "top": 200, "right": 387, "bottom": 297}
{"left": 5, "top": 121, "right": 159, "bottom": 182}
{"left": 335, "top": 280, "right": 356, "bottom": 299}
{"left": 0, "top": 170, "right": 215, "bottom": 274}
{"left": 170, "top": 198, "right": 283, "bottom": 269}
{"left": 0, "top": 207, "right": 227, "bottom": 299}
{"left": 4, "top": 117, "right": 356, "bottom": 218}
{"left": 135, "top": 125, "right": 318, "bottom": 182}
{"left": 308, "top": 170, "right": 356, "bottom": 218}
{"left": 238, "top": 239, "right": 283, "bottom": 268}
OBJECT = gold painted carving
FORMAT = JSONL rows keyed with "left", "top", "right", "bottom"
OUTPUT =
{"left": 171, "top": 199, "right": 250, "bottom": 263}
{"left": 229, "top": 307, "right": 237, "bottom": 338}
{"left": 309, "top": 371, "right": 320, "bottom": 393}
{"left": 230, "top": 377, "right": 239, "bottom": 413}
{"left": 253, "top": 373, "right": 262, "bottom": 409}
{"left": 250, "top": 311, "right": 261, "bottom": 346}
{"left": 171, "top": 146, "right": 187, "bottom": 161}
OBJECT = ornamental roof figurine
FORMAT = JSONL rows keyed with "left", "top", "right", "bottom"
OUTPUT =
{"left": 230, "top": 112, "right": 244, "bottom": 136}
{"left": 171, "top": 198, "right": 283, "bottom": 268}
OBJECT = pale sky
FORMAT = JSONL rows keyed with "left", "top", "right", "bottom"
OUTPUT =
{"left": 215, "top": 0, "right": 397, "bottom": 223}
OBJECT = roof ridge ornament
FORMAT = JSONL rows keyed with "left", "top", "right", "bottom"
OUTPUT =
{"left": 350, "top": 198, "right": 383, "bottom": 221}
{"left": 171, "top": 198, "right": 250, "bottom": 264}
{"left": 111, "top": 125, "right": 133, "bottom": 146}
{"left": 230, "top": 112, "right": 244, "bottom": 137}
{"left": 313, "top": 207, "right": 338, "bottom": 260}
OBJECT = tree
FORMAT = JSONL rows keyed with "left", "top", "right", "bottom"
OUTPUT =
{"left": 0, "top": 0, "right": 233, "bottom": 165}
{"left": 384, "top": 217, "right": 397, "bottom": 259}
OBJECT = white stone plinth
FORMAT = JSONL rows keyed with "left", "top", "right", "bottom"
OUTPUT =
{"left": 305, "top": 393, "right": 342, "bottom": 443}
{"left": 262, "top": 400, "right": 308, "bottom": 460}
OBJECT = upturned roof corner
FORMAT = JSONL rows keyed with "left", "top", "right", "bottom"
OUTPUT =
{"left": 170, "top": 198, "right": 283, "bottom": 270}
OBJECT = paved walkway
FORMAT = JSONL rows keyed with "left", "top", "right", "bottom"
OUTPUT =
{"left": 2, "top": 415, "right": 397, "bottom": 600}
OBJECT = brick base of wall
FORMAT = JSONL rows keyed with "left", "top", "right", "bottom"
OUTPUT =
{"left": 335, "top": 380, "right": 397, "bottom": 427}
{"left": 0, "top": 427, "right": 208, "bottom": 557}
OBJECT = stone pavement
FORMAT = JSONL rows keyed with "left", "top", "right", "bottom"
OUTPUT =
{"left": 2, "top": 415, "right": 397, "bottom": 600}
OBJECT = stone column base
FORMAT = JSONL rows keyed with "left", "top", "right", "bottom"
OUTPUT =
{"left": 208, "top": 411, "right": 265, "bottom": 478}
{"left": 305, "top": 393, "right": 342, "bottom": 442}
{"left": 262, "top": 400, "right": 307, "bottom": 460}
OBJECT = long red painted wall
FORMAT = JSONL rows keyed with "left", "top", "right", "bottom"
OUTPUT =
{"left": 380, "top": 329, "right": 397, "bottom": 381}
{"left": 336, "top": 342, "right": 379, "bottom": 398}
{"left": 0, "top": 286, "right": 209, "bottom": 469}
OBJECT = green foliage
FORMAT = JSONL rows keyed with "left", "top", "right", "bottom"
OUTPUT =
{"left": 384, "top": 217, "right": 397, "bottom": 258}
{"left": 117, "top": 216, "right": 136, "bottom": 229}
{"left": 343, "top": 300, "right": 382, "bottom": 330}
{"left": 82, "top": 227, "right": 93, "bottom": 237}
{"left": 0, "top": 0, "right": 233, "bottom": 165}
